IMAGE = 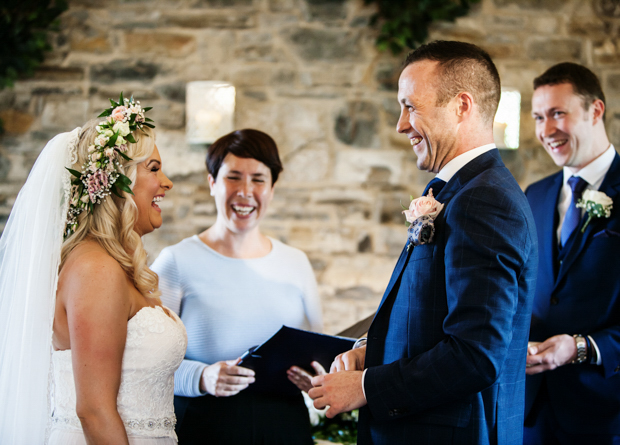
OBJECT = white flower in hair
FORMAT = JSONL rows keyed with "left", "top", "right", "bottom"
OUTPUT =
{"left": 113, "top": 121, "right": 131, "bottom": 137}
{"left": 65, "top": 92, "right": 155, "bottom": 238}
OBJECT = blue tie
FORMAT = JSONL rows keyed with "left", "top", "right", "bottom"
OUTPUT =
{"left": 560, "top": 176, "right": 588, "bottom": 247}
{"left": 423, "top": 177, "right": 446, "bottom": 197}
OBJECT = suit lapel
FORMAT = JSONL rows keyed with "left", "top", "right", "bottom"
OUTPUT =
{"left": 555, "top": 153, "right": 620, "bottom": 287}
{"left": 372, "top": 149, "right": 504, "bottom": 317}
{"left": 374, "top": 245, "right": 411, "bottom": 312}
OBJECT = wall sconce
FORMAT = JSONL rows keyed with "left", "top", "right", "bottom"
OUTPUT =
{"left": 493, "top": 88, "right": 521, "bottom": 149}
{"left": 186, "top": 81, "right": 236, "bottom": 145}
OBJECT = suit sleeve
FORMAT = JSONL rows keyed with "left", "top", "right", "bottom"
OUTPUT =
{"left": 364, "top": 183, "right": 535, "bottom": 421}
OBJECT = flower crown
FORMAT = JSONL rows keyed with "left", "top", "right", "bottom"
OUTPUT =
{"left": 65, "top": 93, "right": 155, "bottom": 238}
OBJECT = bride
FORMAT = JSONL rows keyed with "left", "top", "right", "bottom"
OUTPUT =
{"left": 0, "top": 94, "right": 187, "bottom": 444}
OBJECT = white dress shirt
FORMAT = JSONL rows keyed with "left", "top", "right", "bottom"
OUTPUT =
{"left": 436, "top": 143, "right": 497, "bottom": 183}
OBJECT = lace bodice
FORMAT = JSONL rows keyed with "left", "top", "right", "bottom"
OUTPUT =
{"left": 50, "top": 306, "right": 187, "bottom": 438}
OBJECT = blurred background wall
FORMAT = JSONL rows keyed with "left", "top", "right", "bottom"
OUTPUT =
{"left": 2, "top": 0, "right": 620, "bottom": 334}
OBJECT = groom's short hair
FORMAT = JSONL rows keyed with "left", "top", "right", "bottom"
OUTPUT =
{"left": 403, "top": 40, "right": 501, "bottom": 126}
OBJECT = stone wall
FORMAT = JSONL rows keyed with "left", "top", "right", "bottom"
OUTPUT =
{"left": 1, "top": 0, "right": 620, "bottom": 334}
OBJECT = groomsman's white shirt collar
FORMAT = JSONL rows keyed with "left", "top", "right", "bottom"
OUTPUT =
{"left": 557, "top": 144, "right": 616, "bottom": 242}
{"left": 436, "top": 143, "right": 496, "bottom": 183}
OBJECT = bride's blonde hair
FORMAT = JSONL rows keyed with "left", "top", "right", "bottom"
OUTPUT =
{"left": 60, "top": 119, "right": 161, "bottom": 300}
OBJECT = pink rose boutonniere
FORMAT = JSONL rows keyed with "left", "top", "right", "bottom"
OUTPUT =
{"left": 403, "top": 189, "right": 445, "bottom": 249}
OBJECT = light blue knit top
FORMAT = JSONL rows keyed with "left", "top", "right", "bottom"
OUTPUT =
{"left": 151, "top": 235, "right": 323, "bottom": 397}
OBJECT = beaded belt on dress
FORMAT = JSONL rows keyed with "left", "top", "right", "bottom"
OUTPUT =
{"left": 51, "top": 415, "right": 176, "bottom": 432}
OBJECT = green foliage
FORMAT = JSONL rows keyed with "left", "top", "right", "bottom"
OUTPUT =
{"left": 312, "top": 410, "right": 358, "bottom": 445}
{"left": 364, "top": 0, "right": 482, "bottom": 54}
{"left": 0, "top": 0, "right": 68, "bottom": 90}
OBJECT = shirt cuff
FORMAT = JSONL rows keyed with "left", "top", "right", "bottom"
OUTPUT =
{"left": 174, "top": 359, "right": 209, "bottom": 397}
{"left": 588, "top": 335, "right": 602, "bottom": 365}
{"left": 353, "top": 337, "right": 368, "bottom": 401}
{"left": 361, "top": 368, "right": 368, "bottom": 401}
{"left": 195, "top": 364, "right": 208, "bottom": 395}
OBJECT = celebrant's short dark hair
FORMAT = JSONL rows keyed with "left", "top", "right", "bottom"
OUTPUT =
{"left": 206, "top": 129, "right": 283, "bottom": 184}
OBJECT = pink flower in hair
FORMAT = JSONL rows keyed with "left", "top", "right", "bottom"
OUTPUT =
{"left": 111, "top": 106, "right": 128, "bottom": 122}
{"left": 118, "top": 143, "right": 128, "bottom": 152}
{"left": 86, "top": 170, "right": 109, "bottom": 201}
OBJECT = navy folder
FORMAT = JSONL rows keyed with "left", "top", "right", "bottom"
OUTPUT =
{"left": 238, "top": 325, "right": 355, "bottom": 396}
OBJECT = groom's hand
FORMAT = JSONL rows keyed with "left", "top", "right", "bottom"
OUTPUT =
{"left": 330, "top": 345, "right": 366, "bottom": 372}
{"left": 308, "top": 371, "right": 366, "bottom": 418}
{"left": 525, "top": 334, "right": 577, "bottom": 375}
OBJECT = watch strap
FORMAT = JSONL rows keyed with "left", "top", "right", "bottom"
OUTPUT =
{"left": 572, "top": 334, "right": 587, "bottom": 364}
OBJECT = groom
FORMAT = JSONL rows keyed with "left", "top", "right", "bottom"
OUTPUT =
{"left": 309, "top": 40, "right": 538, "bottom": 444}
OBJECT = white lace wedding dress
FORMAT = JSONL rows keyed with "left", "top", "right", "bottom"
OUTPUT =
{"left": 48, "top": 306, "right": 187, "bottom": 445}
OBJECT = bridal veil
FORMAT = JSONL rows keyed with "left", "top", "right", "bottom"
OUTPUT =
{"left": 0, "top": 128, "right": 81, "bottom": 444}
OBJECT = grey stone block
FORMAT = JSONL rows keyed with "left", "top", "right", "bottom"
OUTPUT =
{"left": 526, "top": 38, "right": 582, "bottom": 61}
{"left": 155, "top": 82, "right": 186, "bottom": 103}
{"left": 375, "top": 61, "right": 400, "bottom": 91}
{"left": 284, "top": 27, "right": 361, "bottom": 61}
{"left": 196, "top": 0, "right": 253, "bottom": 6}
{"left": 305, "top": 0, "right": 347, "bottom": 21}
{"left": 606, "top": 73, "right": 620, "bottom": 95}
{"left": 90, "top": 60, "right": 160, "bottom": 82}
{"left": 335, "top": 101, "right": 379, "bottom": 147}
{"left": 494, "top": 0, "right": 566, "bottom": 10}
{"left": 0, "top": 153, "right": 11, "bottom": 182}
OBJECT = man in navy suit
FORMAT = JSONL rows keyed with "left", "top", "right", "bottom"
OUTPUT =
{"left": 524, "top": 63, "right": 620, "bottom": 444}
{"left": 309, "top": 40, "right": 538, "bottom": 445}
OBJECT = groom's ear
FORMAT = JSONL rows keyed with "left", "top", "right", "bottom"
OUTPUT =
{"left": 454, "top": 91, "right": 475, "bottom": 121}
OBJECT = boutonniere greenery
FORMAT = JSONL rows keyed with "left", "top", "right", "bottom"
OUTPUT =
{"left": 402, "top": 188, "right": 444, "bottom": 250}
{"left": 576, "top": 190, "right": 613, "bottom": 232}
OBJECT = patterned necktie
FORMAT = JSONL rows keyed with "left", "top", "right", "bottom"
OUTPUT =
{"left": 423, "top": 177, "right": 446, "bottom": 197}
{"left": 560, "top": 176, "right": 588, "bottom": 247}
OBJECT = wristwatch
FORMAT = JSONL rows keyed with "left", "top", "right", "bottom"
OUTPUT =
{"left": 572, "top": 334, "right": 587, "bottom": 364}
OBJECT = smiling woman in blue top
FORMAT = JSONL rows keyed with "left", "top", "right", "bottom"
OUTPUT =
{"left": 151, "top": 128, "right": 323, "bottom": 444}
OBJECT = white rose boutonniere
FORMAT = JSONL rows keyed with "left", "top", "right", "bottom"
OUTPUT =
{"left": 402, "top": 188, "right": 445, "bottom": 249}
{"left": 576, "top": 189, "right": 613, "bottom": 232}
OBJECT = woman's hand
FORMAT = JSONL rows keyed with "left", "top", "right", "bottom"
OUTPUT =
{"left": 287, "top": 361, "right": 326, "bottom": 392}
{"left": 200, "top": 358, "right": 255, "bottom": 397}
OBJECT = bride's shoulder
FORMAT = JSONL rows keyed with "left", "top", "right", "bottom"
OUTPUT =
{"left": 64, "top": 240, "right": 121, "bottom": 271}
{"left": 60, "top": 240, "right": 127, "bottom": 295}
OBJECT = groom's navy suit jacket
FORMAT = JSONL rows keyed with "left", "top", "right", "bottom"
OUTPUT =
{"left": 360, "top": 150, "right": 538, "bottom": 445}
{"left": 524, "top": 152, "right": 620, "bottom": 435}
